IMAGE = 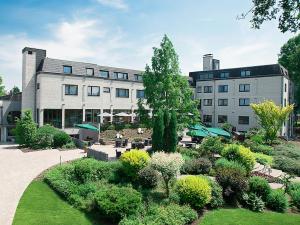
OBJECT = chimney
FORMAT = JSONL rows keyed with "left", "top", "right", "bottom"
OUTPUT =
{"left": 203, "top": 54, "right": 220, "bottom": 71}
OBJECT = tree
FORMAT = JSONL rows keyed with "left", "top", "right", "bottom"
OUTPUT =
{"left": 0, "top": 76, "right": 6, "bottom": 96}
{"left": 152, "top": 110, "right": 164, "bottom": 151}
{"left": 239, "top": 0, "right": 299, "bottom": 33}
{"left": 163, "top": 110, "right": 171, "bottom": 150}
{"left": 140, "top": 35, "right": 200, "bottom": 131}
{"left": 251, "top": 100, "right": 294, "bottom": 144}
{"left": 15, "top": 110, "right": 37, "bottom": 147}
{"left": 278, "top": 34, "right": 300, "bottom": 111}
{"left": 9, "top": 86, "right": 20, "bottom": 95}
{"left": 168, "top": 110, "right": 178, "bottom": 152}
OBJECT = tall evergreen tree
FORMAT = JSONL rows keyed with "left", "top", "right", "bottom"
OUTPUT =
{"left": 152, "top": 110, "right": 164, "bottom": 152}
{"left": 168, "top": 110, "right": 178, "bottom": 152}
{"left": 163, "top": 110, "right": 171, "bottom": 150}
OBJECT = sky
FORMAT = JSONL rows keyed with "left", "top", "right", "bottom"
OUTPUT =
{"left": 0, "top": 0, "right": 296, "bottom": 90}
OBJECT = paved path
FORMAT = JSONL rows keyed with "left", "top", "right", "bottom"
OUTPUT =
{"left": 0, "top": 144, "right": 85, "bottom": 225}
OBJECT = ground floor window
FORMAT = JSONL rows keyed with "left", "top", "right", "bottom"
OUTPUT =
{"left": 65, "top": 109, "right": 82, "bottom": 128}
{"left": 203, "top": 115, "right": 212, "bottom": 123}
{"left": 85, "top": 109, "right": 100, "bottom": 123}
{"left": 218, "top": 115, "right": 227, "bottom": 123}
{"left": 238, "top": 116, "right": 249, "bottom": 125}
{"left": 6, "top": 111, "right": 21, "bottom": 124}
{"left": 44, "top": 109, "right": 62, "bottom": 128}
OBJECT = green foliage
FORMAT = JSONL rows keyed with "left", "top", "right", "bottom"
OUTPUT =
{"left": 0, "top": 76, "right": 5, "bottom": 96}
{"left": 250, "top": 133, "right": 265, "bottom": 144}
{"left": 199, "top": 136, "right": 224, "bottom": 156}
{"left": 244, "top": 140, "right": 273, "bottom": 155}
{"left": 15, "top": 110, "right": 37, "bottom": 147}
{"left": 119, "top": 203, "right": 197, "bottom": 225}
{"left": 53, "top": 131, "right": 72, "bottom": 148}
{"left": 95, "top": 185, "right": 142, "bottom": 219}
{"left": 222, "top": 144, "right": 255, "bottom": 173}
{"left": 9, "top": 86, "right": 20, "bottom": 95}
{"left": 242, "top": 193, "right": 265, "bottom": 212}
{"left": 140, "top": 35, "right": 199, "bottom": 131}
{"left": 176, "top": 175, "right": 212, "bottom": 210}
{"left": 251, "top": 101, "right": 294, "bottom": 144}
{"left": 137, "top": 166, "right": 159, "bottom": 189}
{"left": 62, "top": 141, "right": 76, "bottom": 149}
{"left": 176, "top": 146, "right": 199, "bottom": 158}
{"left": 32, "top": 124, "right": 55, "bottom": 149}
{"left": 290, "top": 189, "right": 300, "bottom": 210}
{"left": 120, "top": 150, "right": 150, "bottom": 179}
{"left": 287, "top": 182, "right": 300, "bottom": 194}
{"left": 163, "top": 110, "right": 177, "bottom": 152}
{"left": 249, "top": 0, "right": 300, "bottom": 33}
{"left": 214, "top": 158, "right": 247, "bottom": 176}
{"left": 248, "top": 176, "right": 271, "bottom": 201}
{"left": 152, "top": 110, "right": 164, "bottom": 152}
{"left": 208, "top": 179, "right": 224, "bottom": 209}
{"left": 266, "top": 189, "right": 289, "bottom": 212}
{"left": 221, "top": 122, "right": 233, "bottom": 132}
{"left": 180, "top": 158, "right": 212, "bottom": 175}
{"left": 253, "top": 152, "right": 273, "bottom": 166}
{"left": 273, "top": 156, "right": 300, "bottom": 176}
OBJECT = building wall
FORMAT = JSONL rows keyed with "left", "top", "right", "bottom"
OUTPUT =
{"left": 195, "top": 75, "right": 289, "bottom": 133}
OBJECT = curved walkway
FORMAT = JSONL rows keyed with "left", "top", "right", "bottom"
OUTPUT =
{"left": 0, "top": 144, "right": 85, "bottom": 225}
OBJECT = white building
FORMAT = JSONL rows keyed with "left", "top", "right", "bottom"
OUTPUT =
{"left": 189, "top": 54, "right": 294, "bottom": 137}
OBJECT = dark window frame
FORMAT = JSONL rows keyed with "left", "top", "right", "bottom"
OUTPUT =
{"left": 218, "top": 85, "right": 228, "bottom": 93}
{"left": 63, "top": 65, "right": 72, "bottom": 74}
{"left": 203, "top": 115, "right": 212, "bottom": 123}
{"left": 239, "top": 84, "right": 250, "bottom": 92}
{"left": 204, "top": 86, "right": 213, "bottom": 93}
{"left": 239, "top": 98, "right": 250, "bottom": 106}
{"left": 87, "top": 86, "right": 100, "bottom": 96}
{"left": 203, "top": 99, "right": 213, "bottom": 106}
{"left": 136, "top": 89, "right": 145, "bottom": 99}
{"left": 218, "top": 99, "right": 228, "bottom": 106}
{"left": 86, "top": 68, "right": 94, "bottom": 76}
{"left": 113, "top": 72, "right": 128, "bottom": 80}
{"left": 239, "top": 116, "right": 249, "bottom": 125}
{"left": 220, "top": 72, "right": 229, "bottom": 79}
{"left": 134, "top": 74, "right": 143, "bottom": 81}
{"left": 99, "top": 70, "right": 109, "bottom": 78}
{"left": 103, "top": 87, "right": 110, "bottom": 93}
{"left": 241, "top": 70, "right": 251, "bottom": 77}
{"left": 116, "top": 88, "right": 129, "bottom": 98}
{"left": 218, "top": 115, "right": 228, "bottom": 123}
{"left": 65, "top": 85, "right": 78, "bottom": 96}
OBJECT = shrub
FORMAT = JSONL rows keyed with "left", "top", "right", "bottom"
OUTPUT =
{"left": 248, "top": 176, "right": 271, "bottom": 201}
{"left": 33, "top": 125, "right": 56, "bottom": 149}
{"left": 273, "top": 156, "right": 300, "bottom": 176}
{"left": 244, "top": 140, "right": 273, "bottom": 155}
{"left": 176, "top": 175, "right": 211, "bottom": 210}
{"left": 176, "top": 146, "right": 199, "bottom": 158}
{"left": 95, "top": 185, "right": 142, "bottom": 219}
{"left": 287, "top": 182, "right": 300, "bottom": 194}
{"left": 120, "top": 150, "right": 150, "bottom": 179}
{"left": 222, "top": 144, "right": 255, "bottom": 173}
{"left": 266, "top": 189, "right": 289, "bottom": 212}
{"left": 242, "top": 193, "right": 265, "bottom": 212}
{"left": 119, "top": 203, "right": 197, "bottom": 225}
{"left": 199, "top": 136, "right": 224, "bottom": 156}
{"left": 15, "top": 110, "right": 37, "bottom": 147}
{"left": 290, "top": 190, "right": 300, "bottom": 210}
{"left": 221, "top": 122, "right": 233, "bottom": 132}
{"left": 62, "top": 141, "right": 76, "bottom": 149}
{"left": 253, "top": 153, "right": 273, "bottom": 166}
{"left": 151, "top": 152, "right": 184, "bottom": 197}
{"left": 215, "top": 165, "right": 248, "bottom": 204}
{"left": 137, "top": 166, "right": 159, "bottom": 189}
{"left": 214, "top": 158, "right": 247, "bottom": 176}
{"left": 180, "top": 158, "right": 212, "bottom": 175}
{"left": 208, "top": 179, "right": 224, "bottom": 209}
{"left": 53, "top": 131, "right": 71, "bottom": 148}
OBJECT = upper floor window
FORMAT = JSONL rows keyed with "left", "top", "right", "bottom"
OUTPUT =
{"left": 198, "top": 73, "right": 214, "bottom": 80}
{"left": 220, "top": 72, "right": 229, "bottom": 79}
{"left": 241, "top": 70, "right": 251, "bottom": 77}
{"left": 63, "top": 66, "right": 72, "bottom": 74}
{"left": 134, "top": 74, "right": 143, "bottom": 81}
{"left": 136, "top": 90, "right": 145, "bottom": 99}
{"left": 113, "top": 72, "right": 128, "bottom": 80}
{"left": 196, "top": 86, "right": 202, "bottom": 93}
{"left": 86, "top": 68, "right": 94, "bottom": 76}
{"left": 239, "top": 116, "right": 249, "bottom": 125}
{"left": 203, "top": 99, "right": 213, "bottom": 106}
{"left": 204, "top": 86, "right": 213, "bottom": 93}
{"left": 7, "top": 111, "right": 21, "bottom": 124}
{"left": 87, "top": 86, "right": 100, "bottom": 96}
{"left": 239, "top": 98, "right": 250, "bottom": 106}
{"left": 218, "top": 99, "right": 228, "bottom": 106}
{"left": 218, "top": 85, "right": 228, "bottom": 93}
{"left": 99, "top": 70, "right": 109, "bottom": 78}
{"left": 239, "top": 84, "right": 250, "bottom": 92}
{"left": 116, "top": 88, "right": 129, "bottom": 98}
{"left": 103, "top": 87, "right": 110, "bottom": 93}
{"left": 65, "top": 85, "right": 78, "bottom": 95}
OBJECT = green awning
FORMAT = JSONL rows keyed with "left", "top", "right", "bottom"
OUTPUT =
{"left": 189, "top": 124, "right": 206, "bottom": 130}
{"left": 207, "top": 127, "right": 231, "bottom": 138}
{"left": 75, "top": 124, "right": 99, "bottom": 131}
{"left": 187, "top": 129, "right": 217, "bottom": 137}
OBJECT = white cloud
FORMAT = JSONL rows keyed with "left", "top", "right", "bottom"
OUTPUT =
{"left": 96, "top": 0, "right": 128, "bottom": 10}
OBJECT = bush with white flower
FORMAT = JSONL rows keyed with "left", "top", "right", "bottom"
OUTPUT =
{"left": 151, "top": 151, "right": 184, "bottom": 196}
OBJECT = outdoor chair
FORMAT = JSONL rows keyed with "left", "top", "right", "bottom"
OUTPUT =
{"left": 115, "top": 149, "right": 122, "bottom": 159}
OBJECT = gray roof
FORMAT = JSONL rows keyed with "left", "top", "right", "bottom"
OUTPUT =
{"left": 37, "top": 58, "right": 144, "bottom": 82}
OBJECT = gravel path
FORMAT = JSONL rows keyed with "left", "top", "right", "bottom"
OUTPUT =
{"left": 0, "top": 144, "right": 85, "bottom": 225}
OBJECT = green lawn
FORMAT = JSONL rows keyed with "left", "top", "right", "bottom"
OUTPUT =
{"left": 200, "top": 208, "right": 300, "bottom": 225}
{"left": 13, "top": 181, "right": 104, "bottom": 225}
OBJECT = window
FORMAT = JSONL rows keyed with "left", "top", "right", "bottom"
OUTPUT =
{"left": 37, "top": 83, "right": 40, "bottom": 90}
{"left": 203, "top": 99, "right": 213, "bottom": 106}
{"left": 239, "top": 116, "right": 249, "bottom": 125}
{"left": 103, "top": 87, "right": 110, "bottom": 93}
{"left": 239, "top": 84, "right": 250, "bottom": 92}
{"left": 218, "top": 99, "right": 228, "bottom": 106}
{"left": 116, "top": 88, "right": 129, "bottom": 98}
{"left": 203, "top": 115, "right": 212, "bottom": 123}
{"left": 241, "top": 70, "right": 251, "bottom": 77}
{"left": 220, "top": 72, "right": 229, "bottom": 79}
{"left": 65, "top": 85, "right": 78, "bottom": 95}
{"left": 44, "top": 109, "right": 62, "bottom": 128}
{"left": 218, "top": 115, "right": 228, "bottom": 123}
{"left": 28, "top": 51, "right": 33, "bottom": 55}
{"left": 134, "top": 74, "right": 143, "bottom": 81}
{"left": 239, "top": 98, "right": 250, "bottom": 106}
{"left": 218, "top": 85, "right": 228, "bottom": 93}
{"left": 85, "top": 109, "right": 100, "bottom": 123}
{"left": 136, "top": 90, "right": 145, "bottom": 99}
{"left": 63, "top": 66, "right": 72, "bottom": 74}
{"left": 113, "top": 72, "right": 128, "bottom": 80}
{"left": 7, "top": 111, "right": 21, "bottom": 124}
{"left": 99, "top": 70, "right": 109, "bottom": 78}
{"left": 199, "top": 73, "right": 213, "bottom": 80}
{"left": 87, "top": 86, "right": 100, "bottom": 96}
{"left": 65, "top": 109, "right": 82, "bottom": 128}
{"left": 196, "top": 86, "right": 202, "bottom": 93}
{"left": 285, "top": 83, "right": 287, "bottom": 92}
{"left": 86, "top": 68, "right": 94, "bottom": 76}
{"left": 284, "top": 98, "right": 287, "bottom": 106}
{"left": 204, "top": 86, "right": 213, "bottom": 93}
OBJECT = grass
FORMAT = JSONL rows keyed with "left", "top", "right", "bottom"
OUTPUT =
{"left": 13, "top": 181, "right": 105, "bottom": 225}
{"left": 199, "top": 208, "right": 300, "bottom": 225}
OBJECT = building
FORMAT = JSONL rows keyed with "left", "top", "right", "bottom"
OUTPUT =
{"left": 189, "top": 54, "right": 293, "bottom": 137}
{"left": 0, "top": 47, "right": 145, "bottom": 141}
